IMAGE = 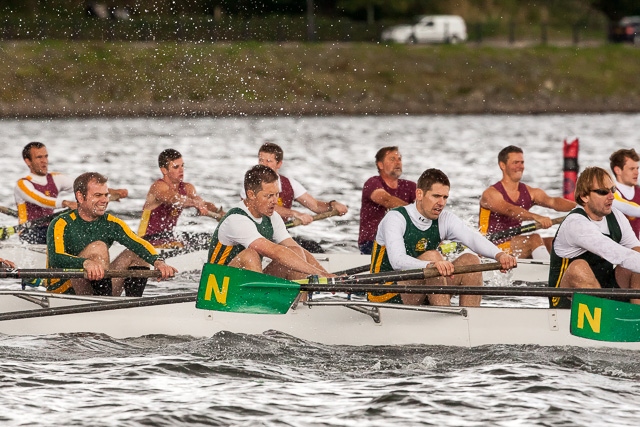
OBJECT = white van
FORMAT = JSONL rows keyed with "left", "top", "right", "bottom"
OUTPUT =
{"left": 381, "top": 15, "right": 467, "bottom": 44}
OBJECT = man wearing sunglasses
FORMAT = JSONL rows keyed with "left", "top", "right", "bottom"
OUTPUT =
{"left": 549, "top": 167, "right": 640, "bottom": 308}
{"left": 610, "top": 148, "right": 640, "bottom": 238}
{"left": 479, "top": 145, "right": 576, "bottom": 260}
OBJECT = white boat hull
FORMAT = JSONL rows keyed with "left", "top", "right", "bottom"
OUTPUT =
{"left": 0, "top": 291, "right": 635, "bottom": 349}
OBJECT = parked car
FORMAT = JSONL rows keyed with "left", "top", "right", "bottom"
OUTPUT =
{"left": 609, "top": 16, "right": 640, "bottom": 43}
{"left": 381, "top": 15, "right": 467, "bottom": 44}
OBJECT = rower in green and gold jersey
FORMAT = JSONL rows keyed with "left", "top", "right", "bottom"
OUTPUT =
{"left": 47, "top": 172, "right": 177, "bottom": 296}
{"left": 370, "top": 168, "right": 517, "bottom": 307}
{"left": 208, "top": 165, "right": 331, "bottom": 282}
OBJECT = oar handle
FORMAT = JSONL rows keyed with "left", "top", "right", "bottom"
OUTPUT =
{"left": 487, "top": 216, "right": 566, "bottom": 242}
{"left": 328, "top": 262, "right": 505, "bottom": 285}
{"left": 286, "top": 209, "right": 341, "bottom": 228}
{"left": 0, "top": 269, "right": 162, "bottom": 279}
{"left": 204, "top": 210, "right": 223, "bottom": 220}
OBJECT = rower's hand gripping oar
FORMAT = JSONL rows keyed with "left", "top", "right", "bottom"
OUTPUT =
{"left": 285, "top": 209, "right": 341, "bottom": 228}
{"left": 195, "top": 262, "right": 507, "bottom": 314}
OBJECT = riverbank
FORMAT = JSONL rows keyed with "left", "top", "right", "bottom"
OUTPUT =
{"left": 1, "top": 40, "right": 639, "bottom": 117}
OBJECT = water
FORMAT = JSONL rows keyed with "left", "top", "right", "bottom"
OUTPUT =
{"left": 1, "top": 114, "right": 640, "bottom": 425}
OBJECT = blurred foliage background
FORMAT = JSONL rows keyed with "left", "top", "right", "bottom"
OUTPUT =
{"left": 0, "top": 0, "right": 637, "bottom": 43}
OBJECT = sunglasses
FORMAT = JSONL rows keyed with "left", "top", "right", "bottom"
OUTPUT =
{"left": 590, "top": 186, "right": 617, "bottom": 196}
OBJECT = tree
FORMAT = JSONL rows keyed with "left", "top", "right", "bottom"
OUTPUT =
{"left": 590, "top": 0, "right": 640, "bottom": 21}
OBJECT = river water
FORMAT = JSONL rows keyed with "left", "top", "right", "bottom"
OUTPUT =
{"left": 0, "top": 114, "right": 639, "bottom": 425}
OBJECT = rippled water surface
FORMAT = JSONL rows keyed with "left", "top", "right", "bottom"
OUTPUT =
{"left": 1, "top": 114, "right": 640, "bottom": 425}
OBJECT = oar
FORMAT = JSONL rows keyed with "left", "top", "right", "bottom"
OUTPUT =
{"left": 0, "top": 269, "right": 162, "bottom": 279}
{"left": 486, "top": 216, "right": 566, "bottom": 242}
{"left": 285, "top": 209, "right": 341, "bottom": 228}
{"left": 0, "top": 292, "right": 198, "bottom": 322}
{"left": 205, "top": 211, "right": 223, "bottom": 220}
{"left": 570, "top": 294, "right": 640, "bottom": 342}
{"left": 0, "top": 206, "right": 18, "bottom": 217}
{"left": 0, "top": 209, "right": 70, "bottom": 241}
{"left": 332, "top": 264, "right": 370, "bottom": 275}
{"left": 320, "top": 262, "right": 504, "bottom": 285}
{"left": 195, "top": 262, "right": 507, "bottom": 314}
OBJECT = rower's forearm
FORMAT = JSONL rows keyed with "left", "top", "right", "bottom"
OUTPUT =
{"left": 48, "top": 251, "right": 86, "bottom": 270}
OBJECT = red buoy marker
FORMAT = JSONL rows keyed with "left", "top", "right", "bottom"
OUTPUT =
{"left": 563, "top": 138, "right": 579, "bottom": 201}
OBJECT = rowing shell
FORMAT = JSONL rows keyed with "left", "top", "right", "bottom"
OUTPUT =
{"left": 0, "top": 242, "right": 550, "bottom": 284}
{"left": 0, "top": 290, "right": 635, "bottom": 349}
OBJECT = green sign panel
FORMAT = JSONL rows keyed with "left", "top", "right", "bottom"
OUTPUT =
{"left": 570, "top": 293, "right": 640, "bottom": 342}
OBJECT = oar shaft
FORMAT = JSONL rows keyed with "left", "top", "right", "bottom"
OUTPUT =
{"left": 330, "top": 262, "right": 503, "bottom": 285}
{"left": 487, "top": 216, "right": 565, "bottom": 242}
{"left": 286, "top": 209, "right": 340, "bottom": 228}
{"left": 0, "top": 269, "right": 162, "bottom": 279}
{"left": 299, "top": 285, "right": 640, "bottom": 298}
{"left": 0, "top": 292, "right": 198, "bottom": 322}
{"left": 0, "top": 206, "right": 18, "bottom": 217}
{"left": 331, "top": 264, "right": 370, "bottom": 276}
{"left": 205, "top": 210, "right": 223, "bottom": 220}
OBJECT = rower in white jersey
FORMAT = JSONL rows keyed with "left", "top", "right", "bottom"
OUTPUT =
{"left": 609, "top": 149, "right": 640, "bottom": 238}
{"left": 549, "top": 166, "right": 640, "bottom": 308}
{"left": 370, "top": 168, "right": 517, "bottom": 307}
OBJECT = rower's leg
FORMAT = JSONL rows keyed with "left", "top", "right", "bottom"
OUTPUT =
{"left": 227, "top": 248, "right": 262, "bottom": 272}
{"left": 509, "top": 234, "right": 548, "bottom": 260}
{"left": 410, "top": 250, "right": 448, "bottom": 306}
{"left": 615, "top": 267, "right": 640, "bottom": 304}
{"left": 451, "top": 253, "right": 482, "bottom": 307}
{"left": 71, "top": 241, "right": 110, "bottom": 295}
{"left": 558, "top": 259, "right": 600, "bottom": 288}
{"left": 110, "top": 249, "right": 149, "bottom": 296}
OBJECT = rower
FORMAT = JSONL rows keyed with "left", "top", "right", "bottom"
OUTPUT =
{"left": 370, "top": 168, "right": 517, "bottom": 307}
{"left": 15, "top": 142, "right": 128, "bottom": 245}
{"left": 241, "top": 142, "right": 348, "bottom": 253}
{"left": 358, "top": 146, "right": 416, "bottom": 255}
{"left": 209, "top": 165, "right": 332, "bottom": 284}
{"left": 138, "top": 148, "right": 225, "bottom": 249}
{"left": 479, "top": 145, "right": 576, "bottom": 260}
{"left": 609, "top": 148, "right": 640, "bottom": 238}
{"left": 549, "top": 166, "right": 640, "bottom": 308}
{"left": 46, "top": 172, "right": 177, "bottom": 296}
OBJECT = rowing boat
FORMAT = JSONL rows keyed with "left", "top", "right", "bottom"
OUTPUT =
{"left": 0, "top": 241, "right": 550, "bottom": 283}
{"left": 0, "top": 262, "right": 631, "bottom": 348}
{"left": 0, "top": 289, "right": 636, "bottom": 349}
